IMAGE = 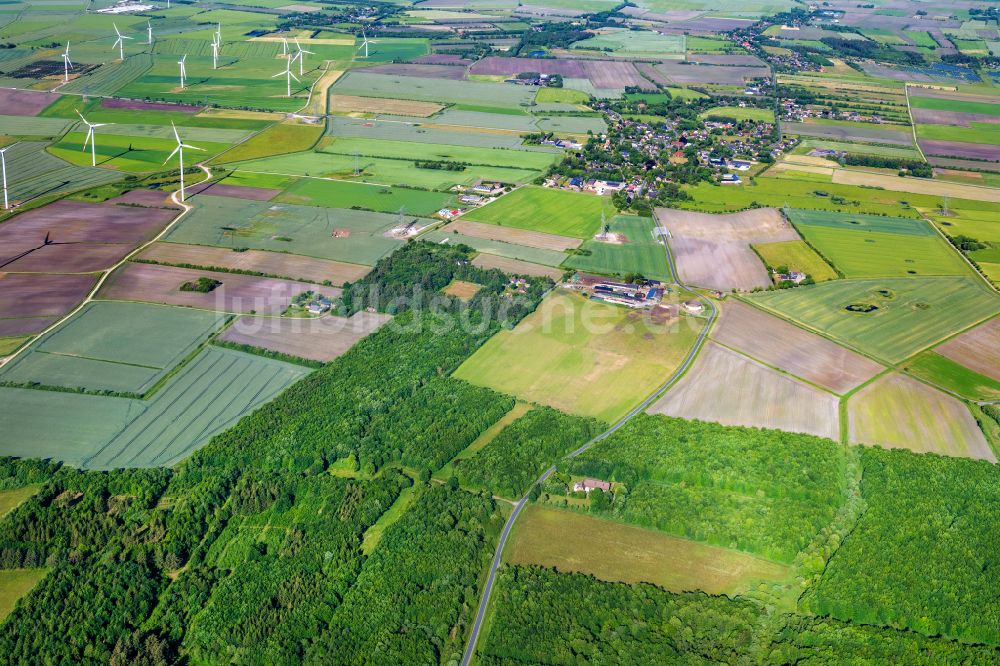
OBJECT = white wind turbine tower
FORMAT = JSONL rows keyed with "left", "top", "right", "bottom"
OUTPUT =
{"left": 359, "top": 26, "right": 370, "bottom": 58}
{"left": 215, "top": 22, "right": 221, "bottom": 47}
{"left": 61, "top": 42, "right": 72, "bottom": 82}
{"left": 273, "top": 56, "right": 298, "bottom": 97}
{"left": 146, "top": 20, "right": 153, "bottom": 45}
{"left": 164, "top": 122, "right": 203, "bottom": 202}
{"left": 77, "top": 110, "right": 111, "bottom": 167}
{"left": 177, "top": 53, "right": 187, "bottom": 88}
{"left": 293, "top": 37, "right": 314, "bottom": 76}
{"left": 211, "top": 37, "right": 219, "bottom": 69}
{"left": 112, "top": 23, "right": 132, "bottom": 60}
{"left": 0, "top": 146, "right": 10, "bottom": 210}
{"left": 280, "top": 37, "right": 288, "bottom": 56}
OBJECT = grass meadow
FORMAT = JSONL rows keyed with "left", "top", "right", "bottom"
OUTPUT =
{"left": 562, "top": 215, "right": 671, "bottom": 280}
{"left": 0, "top": 569, "right": 48, "bottom": 623}
{"left": 903, "top": 351, "right": 1000, "bottom": 401}
{"left": 752, "top": 240, "right": 838, "bottom": 281}
{"left": 463, "top": 186, "right": 606, "bottom": 239}
{"left": 454, "top": 291, "right": 701, "bottom": 423}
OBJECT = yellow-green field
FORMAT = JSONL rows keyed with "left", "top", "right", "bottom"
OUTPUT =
{"left": 752, "top": 240, "right": 838, "bottom": 281}
{"left": 0, "top": 485, "right": 39, "bottom": 518}
{"left": 0, "top": 569, "right": 48, "bottom": 622}
{"left": 505, "top": 505, "right": 790, "bottom": 595}
{"left": 454, "top": 291, "right": 700, "bottom": 423}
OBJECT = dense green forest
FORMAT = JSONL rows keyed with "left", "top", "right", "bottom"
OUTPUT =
{"left": 803, "top": 446, "right": 1000, "bottom": 645}
{"left": 455, "top": 407, "right": 606, "bottom": 498}
{"left": 479, "top": 566, "right": 1000, "bottom": 665}
{"left": 566, "top": 415, "right": 847, "bottom": 563}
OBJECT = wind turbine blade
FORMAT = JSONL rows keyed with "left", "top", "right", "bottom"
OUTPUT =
{"left": 289, "top": 71, "right": 299, "bottom": 82}
{"left": 82, "top": 129, "right": 93, "bottom": 151}
{"left": 92, "top": 123, "right": 111, "bottom": 127}
{"left": 163, "top": 145, "right": 181, "bottom": 164}
{"left": 171, "top": 121, "right": 181, "bottom": 144}
{"left": 75, "top": 109, "right": 87, "bottom": 123}
{"left": 272, "top": 70, "right": 285, "bottom": 78}
{"left": 180, "top": 143, "right": 204, "bottom": 151}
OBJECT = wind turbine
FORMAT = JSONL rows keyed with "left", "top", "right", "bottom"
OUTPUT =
{"left": 215, "top": 22, "right": 221, "bottom": 47}
{"left": 359, "top": 26, "right": 369, "bottom": 58}
{"left": 146, "top": 20, "right": 153, "bottom": 45}
{"left": 177, "top": 54, "right": 187, "bottom": 88}
{"left": 293, "top": 37, "right": 314, "bottom": 76}
{"left": 61, "top": 42, "right": 72, "bottom": 82}
{"left": 211, "top": 38, "right": 218, "bottom": 69}
{"left": 280, "top": 37, "right": 288, "bottom": 56}
{"left": 112, "top": 23, "right": 132, "bottom": 60}
{"left": 0, "top": 146, "right": 9, "bottom": 210}
{"left": 77, "top": 110, "right": 111, "bottom": 167}
{"left": 164, "top": 122, "right": 203, "bottom": 202}
{"left": 273, "top": 57, "right": 298, "bottom": 97}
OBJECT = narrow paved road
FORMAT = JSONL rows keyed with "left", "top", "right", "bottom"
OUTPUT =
{"left": 460, "top": 227, "right": 718, "bottom": 666}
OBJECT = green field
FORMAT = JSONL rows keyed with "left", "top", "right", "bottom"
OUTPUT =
{"left": 700, "top": 106, "right": 775, "bottom": 123}
{"left": 746, "top": 277, "right": 1000, "bottom": 363}
{"left": 454, "top": 291, "right": 701, "bottom": 423}
{"left": 463, "top": 186, "right": 606, "bottom": 239}
{"left": 562, "top": 215, "right": 670, "bottom": 281}
{"left": 536, "top": 87, "right": 590, "bottom": 104}
{"left": 506, "top": 505, "right": 789, "bottom": 596}
{"left": 0, "top": 346, "right": 308, "bottom": 469}
{"left": 752, "top": 240, "right": 838, "bottom": 281}
{"left": 276, "top": 178, "right": 455, "bottom": 216}
{"left": 321, "top": 137, "right": 559, "bottom": 171}
{"left": 49, "top": 132, "right": 233, "bottom": 173}
{"left": 213, "top": 121, "right": 321, "bottom": 164}
{"left": 917, "top": 122, "right": 1000, "bottom": 146}
{"left": 903, "top": 351, "right": 1000, "bottom": 401}
{"left": 0, "top": 485, "right": 39, "bottom": 518}
{"left": 0, "top": 569, "right": 48, "bottom": 622}
{"left": 331, "top": 71, "right": 537, "bottom": 108}
{"left": 1, "top": 141, "right": 122, "bottom": 204}
{"left": 421, "top": 230, "right": 568, "bottom": 267}
{"left": 909, "top": 95, "right": 1000, "bottom": 118}
{"left": 0, "top": 302, "right": 223, "bottom": 395}
{"left": 572, "top": 29, "right": 685, "bottom": 55}
{"left": 232, "top": 150, "right": 543, "bottom": 189}
{"left": 164, "top": 194, "right": 407, "bottom": 265}
{"left": 787, "top": 209, "right": 971, "bottom": 278}
{"left": 798, "top": 139, "right": 922, "bottom": 160}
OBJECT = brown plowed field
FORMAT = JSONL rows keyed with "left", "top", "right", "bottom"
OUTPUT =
{"left": 104, "top": 189, "right": 178, "bottom": 208}
{"left": 713, "top": 300, "right": 883, "bottom": 394}
{"left": 328, "top": 95, "right": 444, "bottom": 117}
{"left": 97, "top": 263, "right": 326, "bottom": 314}
{"left": 935, "top": 316, "right": 1000, "bottom": 382}
{"left": 0, "top": 273, "right": 96, "bottom": 319}
{"left": 656, "top": 207, "right": 798, "bottom": 291}
{"left": 470, "top": 254, "right": 563, "bottom": 279}
{"left": 648, "top": 341, "right": 840, "bottom": 440}
{"left": 220, "top": 311, "right": 391, "bottom": 362}
{"left": 0, "top": 89, "right": 57, "bottom": 116}
{"left": 196, "top": 183, "right": 281, "bottom": 201}
{"left": 2, "top": 243, "right": 134, "bottom": 273}
{"left": 139, "top": 243, "right": 369, "bottom": 285}
{"left": 443, "top": 219, "right": 581, "bottom": 251}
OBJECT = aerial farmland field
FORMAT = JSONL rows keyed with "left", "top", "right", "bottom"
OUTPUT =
{"left": 751, "top": 240, "right": 838, "bottom": 281}
{"left": 746, "top": 277, "right": 1000, "bottom": 363}
{"left": 275, "top": 178, "right": 455, "bottom": 217}
{"left": 462, "top": 186, "right": 606, "bottom": 239}
{"left": 218, "top": 311, "right": 392, "bottom": 362}
{"left": 562, "top": 215, "right": 671, "bottom": 281}
{"left": 454, "top": 291, "right": 701, "bottom": 424}
{"left": 933, "top": 315, "right": 1000, "bottom": 383}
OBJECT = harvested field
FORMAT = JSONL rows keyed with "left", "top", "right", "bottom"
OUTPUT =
{"left": 919, "top": 139, "right": 1000, "bottom": 162}
{"left": 649, "top": 61, "right": 769, "bottom": 85}
{"left": 219, "top": 311, "right": 391, "bottom": 362}
{"left": 441, "top": 219, "right": 581, "bottom": 251}
{"left": 849, "top": 373, "right": 994, "bottom": 462}
{"left": 505, "top": 505, "right": 789, "bottom": 596}
{"left": 714, "top": 300, "right": 883, "bottom": 393}
{"left": 470, "top": 253, "right": 563, "bottom": 279}
{"left": 0, "top": 88, "right": 56, "bottom": 116}
{"left": 0, "top": 273, "right": 95, "bottom": 320}
{"left": 139, "top": 243, "right": 369, "bottom": 285}
{"left": 469, "top": 56, "right": 649, "bottom": 90}
{"left": 832, "top": 169, "right": 1000, "bottom": 202}
{"left": 104, "top": 189, "right": 177, "bottom": 208}
{"left": 97, "top": 263, "right": 324, "bottom": 314}
{"left": 196, "top": 183, "right": 280, "bottom": 201}
{"left": 935, "top": 316, "right": 1000, "bottom": 383}
{"left": 328, "top": 95, "right": 444, "bottom": 117}
{"left": 648, "top": 341, "right": 841, "bottom": 440}
{"left": 912, "top": 108, "right": 1000, "bottom": 127}
{"left": 364, "top": 63, "right": 469, "bottom": 80}
{"left": 0, "top": 199, "right": 177, "bottom": 262}
{"left": 687, "top": 54, "right": 766, "bottom": 66}
{"left": 0, "top": 317, "right": 55, "bottom": 337}
{"left": 656, "top": 207, "right": 798, "bottom": 291}
{"left": 1, "top": 242, "right": 133, "bottom": 274}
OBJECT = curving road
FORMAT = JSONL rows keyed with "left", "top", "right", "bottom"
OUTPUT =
{"left": 460, "top": 227, "right": 719, "bottom": 666}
